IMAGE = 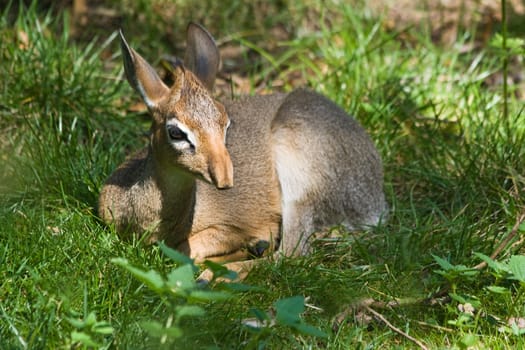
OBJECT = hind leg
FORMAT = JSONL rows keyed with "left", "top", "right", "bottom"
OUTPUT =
{"left": 278, "top": 200, "right": 318, "bottom": 256}
{"left": 197, "top": 251, "right": 281, "bottom": 283}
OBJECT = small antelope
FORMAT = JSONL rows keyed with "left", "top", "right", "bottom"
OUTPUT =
{"left": 99, "top": 23, "right": 387, "bottom": 279}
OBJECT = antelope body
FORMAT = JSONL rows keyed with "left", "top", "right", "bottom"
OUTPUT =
{"left": 99, "top": 23, "right": 387, "bottom": 276}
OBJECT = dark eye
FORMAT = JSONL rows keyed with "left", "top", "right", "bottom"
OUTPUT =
{"left": 167, "top": 125, "right": 187, "bottom": 141}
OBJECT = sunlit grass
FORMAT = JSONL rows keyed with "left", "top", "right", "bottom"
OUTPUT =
{"left": 1, "top": 1, "right": 524, "bottom": 349}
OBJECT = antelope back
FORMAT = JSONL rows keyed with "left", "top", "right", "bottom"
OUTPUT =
{"left": 119, "top": 24, "right": 233, "bottom": 189}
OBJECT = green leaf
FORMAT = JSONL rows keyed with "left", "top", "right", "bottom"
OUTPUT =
{"left": 71, "top": 331, "right": 100, "bottom": 347}
{"left": 130, "top": 268, "right": 165, "bottom": 291}
{"left": 93, "top": 321, "right": 114, "bottom": 335}
{"left": 508, "top": 255, "right": 525, "bottom": 282}
{"left": 473, "top": 252, "right": 509, "bottom": 274}
{"left": 449, "top": 293, "right": 481, "bottom": 308}
{"left": 189, "top": 290, "right": 232, "bottom": 302}
{"left": 486, "top": 285, "right": 511, "bottom": 294}
{"left": 294, "top": 323, "right": 328, "bottom": 338}
{"left": 159, "top": 242, "right": 197, "bottom": 269}
{"left": 275, "top": 296, "right": 305, "bottom": 316}
{"left": 275, "top": 296, "right": 305, "bottom": 326}
{"left": 449, "top": 293, "right": 467, "bottom": 304}
{"left": 490, "top": 34, "right": 525, "bottom": 55}
{"left": 66, "top": 317, "right": 86, "bottom": 329}
{"left": 166, "top": 264, "right": 196, "bottom": 291}
{"left": 432, "top": 255, "right": 454, "bottom": 271}
{"left": 250, "top": 307, "right": 270, "bottom": 322}
{"left": 459, "top": 333, "right": 477, "bottom": 348}
{"left": 84, "top": 311, "right": 97, "bottom": 326}
{"left": 175, "top": 305, "right": 205, "bottom": 320}
{"left": 140, "top": 321, "right": 164, "bottom": 337}
{"left": 273, "top": 296, "right": 327, "bottom": 338}
{"left": 112, "top": 258, "right": 164, "bottom": 291}
{"left": 203, "top": 260, "right": 238, "bottom": 281}
{"left": 453, "top": 265, "right": 479, "bottom": 277}
{"left": 93, "top": 325, "right": 114, "bottom": 335}
{"left": 164, "top": 326, "right": 184, "bottom": 339}
{"left": 141, "top": 321, "right": 183, "bottom": 339}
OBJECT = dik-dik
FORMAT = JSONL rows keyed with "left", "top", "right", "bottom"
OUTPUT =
{"left": 99, "top": 23, "right": 387, "bottom": 279}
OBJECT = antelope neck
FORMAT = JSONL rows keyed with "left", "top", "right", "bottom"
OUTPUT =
{"left": 153, "top": 160, "right": 196, "bottom": 204}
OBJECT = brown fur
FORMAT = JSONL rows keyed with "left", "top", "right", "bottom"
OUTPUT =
{"left": 99, "top": 24, "right": 387, "bottom": 280}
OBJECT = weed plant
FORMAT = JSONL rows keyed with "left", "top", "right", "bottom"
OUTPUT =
{"left": 1, "top": 1, "right": 524, "bottom": 349}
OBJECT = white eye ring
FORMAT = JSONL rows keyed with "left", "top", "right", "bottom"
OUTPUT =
{"left": 167, "top": 125, "right": 187, "bottom": 141}
{"left": 166, "top": 121, "right": 197, "bottom": 149}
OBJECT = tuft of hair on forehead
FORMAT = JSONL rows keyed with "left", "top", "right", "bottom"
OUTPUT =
{"left": 157, "top": 68, "right": 223, "bottom": 131}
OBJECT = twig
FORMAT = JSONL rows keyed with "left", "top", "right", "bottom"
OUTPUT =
{"left": 333, "top": 210, "right": 525, "bottom": 336}
{"left": 425, "top": 210, "right": 525, "bottom": 305}
{"left": 332, "top": 294, "right": 451, "bottom": 331}
{"left": 473, "top": 211, "right": 525, "bottom": 270}
{"left": 415, "top": 320, "right": 454, "bottom": 333}
{"left": 365, "top": 305, "right": 429, "bottom": 350}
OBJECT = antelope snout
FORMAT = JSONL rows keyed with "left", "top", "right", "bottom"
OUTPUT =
{"left": 208, "top": 148, "right": 234, "bottom": 189}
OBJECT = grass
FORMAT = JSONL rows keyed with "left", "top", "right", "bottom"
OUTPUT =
{"left": 1, "top": 0, "right": 525, "bottom": 349}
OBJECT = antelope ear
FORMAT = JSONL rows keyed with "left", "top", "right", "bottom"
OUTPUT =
{"left": 184, "top": 22, "right": 220, "bottom": 91}
{"left": 119, "top": 30, "right": 169, "bottom": 108}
